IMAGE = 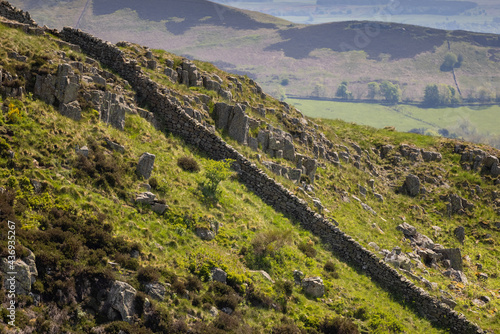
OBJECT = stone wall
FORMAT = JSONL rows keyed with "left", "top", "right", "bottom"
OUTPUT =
{"left": 0, "top": 1, "right": 36, "bottom": 25}
{"left": 55, "top": 27, "right": 484, "bottom": 333}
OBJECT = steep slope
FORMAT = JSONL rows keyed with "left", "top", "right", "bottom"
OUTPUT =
{"left": 8, "top": 0, "right": 500, "bottom": 103}
{"left": 0, "top": 2, "right": 499, "bottom": 333}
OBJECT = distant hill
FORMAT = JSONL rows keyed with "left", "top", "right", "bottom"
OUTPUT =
{"left": 92, "top": 0, "right": 278, "bottom": 35}
{"left": 9, "top": 0, "right": 500, "bottom": 104}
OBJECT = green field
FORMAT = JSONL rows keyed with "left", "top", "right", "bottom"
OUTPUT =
{"left": 288, "top": 98, "right": 500, "bottom": 138}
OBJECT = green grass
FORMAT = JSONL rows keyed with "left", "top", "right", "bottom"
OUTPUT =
{"left": 287, "top": 98, "right": 500, "bottom": 147}
{"left": 0, "top": 95, "right": 445, "bottom": 333}
{"left": 1, "top": 19, "right": 499, "bottom": 333}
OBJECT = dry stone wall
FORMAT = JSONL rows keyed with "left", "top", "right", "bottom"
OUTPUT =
{"left": 55, "top": 27, "right": 485, "bottom": 333}
{"left": 0, "top": 1, "right": 35, "bottom": 25}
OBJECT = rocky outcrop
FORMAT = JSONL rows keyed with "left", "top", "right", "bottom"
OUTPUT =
{"left": 34, "top": 64, "right": 81, "bottom": 120}
{"left": 87, "top": 90, "right": 129, "bottom": 130}
{"left": 0, "top": 249, "right": 38, "bottom": 295}
{"left": 106, "top": 281, "right": 137, "bottom": 323}
{"left": 214, "top": 102, "right": 249, "bottom": 144}
{"left": 443, "top": 193, "right": 474, "bottom": 216}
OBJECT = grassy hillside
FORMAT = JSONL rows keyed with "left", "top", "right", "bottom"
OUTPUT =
{"left": 1, "top": 8, "right": 500, "bottom": 333}
{"left": 0, "top": 17, "right": 444, "bottom": 334}
{"left": 287, "top": 98, "right": 500, "bottom": 148}
{"left": 8, "top": 0, "right": 500, "bottom": 108}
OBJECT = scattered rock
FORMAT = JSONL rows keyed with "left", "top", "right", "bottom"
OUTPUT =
{"left": 249, "top": 270, "right": 274, "bottom": 283}
{"left": 454, "top": 226, "right": 465, "bottom": 244}
{"left": 151, "top": 202, "right": 168, "bottom": 215}
{"left": 358, "top": 184, "right": 367, "bottom": 197}
{"left": 135, "top": 192, "right": 156, "bottom": 205}
{"left": 301, "top": 277, "right": 325, "bottom": 298}
{"left": 384, "top": 247, "right": 412, "bottom": 271}
{"left": 211, "top": 268, "right": 227, "bottom": 283}
{"left": 368, "top": 242, "right": 380, "bottom": 251}
{"left": 361, "top": 202, "right": 377, "bottom": 215}
{"left": 293, "top": 270, "right": 304, "bottom": 285}
{"left": 479, "top": 295, "right": 490, "bottom": 304}
{"left": 1, "top": 249, "right": 37, "bottom": 295}
{"left": 374, "top": 193, "right": 384, "bottom": 202}
{"left": 214, "top": 103, "right": 249, "bottom": 144}
{"left": 478, "top": 272, "right": 488, "bottom": 280}
{"left": 221, "top": 307, "right": 233, "bottom": 315}
{"left": 435, "top": 248, "right": 463, "bottom": 271}
{"left": 445, "top": 194, "right": 474, "bottom": 216}
{"left": 421, "top": 150, "right": 442, "bottom": 162}
{"left": 195, "top": 227, "right": 216, "bottom": 241}
{"left": 472, "top": 299, "right": 486, "bottom": 307}
{"left": 105, "top": 138, "right": 125, "bottom": 153}
{"left": 313, "top": 199, "right": 323, "bottom": 213}
{"left": 136, "top": 152, "right": 155, "bottom": 179}
{"left": 228, "top": 104, "right": 249, "bottom": 144}
{"left": 144, "top": 282, "right": 166, "bottom": 301}
{"left": 397, "top": 222, "right": 434, "bottom": 248}
{"left": 440, "top": 297, "right": 457, "bottom": 309}
{"left": 380, "top": 144, "right": 393, "bottom": 159}
{"left": 76, "top": 145, "right": 89, "bottom": 157}
{"left": 399, "top": 174, "right": 420, "bottom": 197}
{"left": 209, "top": 306, "right": 219, "bottom": 317}
{"left": 443, "top": 269, "right": 468, "bottom": 284}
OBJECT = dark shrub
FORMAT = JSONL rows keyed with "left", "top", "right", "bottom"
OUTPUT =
{"left": 186, "top": 275, "right": 203, "bottom": 292}
{"left": 272, "top": 323, "right": 302, "bottom": 334}
{"left": 144, "top": 308, "right": 173, "bottom": 333}
{"left": 298, "top": 241, "right": 317, "bottom": 258}
{"left": 148, "top": 177, "right": 158, "bottom": 190}
{"left": 134, "top": 291, "right": 148, "bottom": 317}
{"left": 319, "top": 316, "right": 359, "bottom": 334}
{"left": 114, "top": 253, "right": 139, "bottom": 270}
{"left": 177, "top": 156, "right": 200, "bottom": 172}
{"left": 212, "top": 312, "right": 240, "bottom": 331}
{"left": 137, "top": 266, "right": 160, "bottom": 283}
{"left": 324, "top": 260, "right": 336, "bottom": 272}
{"left": 246, "top": 285, "right": 274, "bottom": 309}
{"left": 172, "top": 280, "right": 186, "bottom": 295}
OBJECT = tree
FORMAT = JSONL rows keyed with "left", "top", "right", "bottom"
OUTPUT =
{"left": 423, "top": 84, "right": 440, "bottom": 106}
{"left": 423, "top": 84, "right": 461, "bottom": 107}
{"left": 380, "top": 81, "right": 400, "bottom": 103}
{"left": 441, "top": 52, "right": 458, "bottom": 71}
{"left": 335, "top": 81, "right": 353, "bottom": 100}
{"left": 200, "top": 159, "right": 234, "bottom": 202}
{"left": 312, "top": 84, "right": 325, "bottom": 98}
{"left": 367, "top": 82, "right": 380, "bottom": 99}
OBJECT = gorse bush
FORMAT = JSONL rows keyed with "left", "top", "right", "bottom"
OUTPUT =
{"left": 177, "top": 156, "right": 200, "bottom": 172}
